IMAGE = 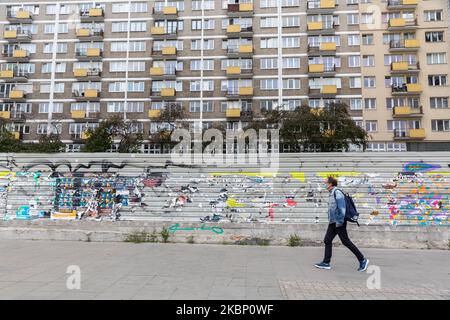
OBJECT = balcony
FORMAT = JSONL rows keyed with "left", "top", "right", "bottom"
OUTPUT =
{"left": 387, "top": 0, "right": 418, "bottom": 10}
{"left": 2, "top": 49, "right": 30, "bottom": 62}
{"left": 151, "top": 27, "right": 178, "bottom": 39}
{"left": 391, "top": 83, "right": 422, "bottom": 95}
{"left": 308, "top": 64, "right": 336, "bottom": 75}
{"left": 226, "top": 108, "right": 241, "bottom": 118}
{"left": 7, "top": 10, "right": 33, "bottom": 23}
{"left": 5, "top": 90, "right": 26, "bottom": 101}
{"left": 76, "top": 28, "right": 104, "bottom": 41}
{"left": 307, "top": 42, "right": 337, "bottom": 55}
{"left": 307, "top": 22, "right": 336, "bottom": 35}
{"left": 308, "top": 85, "right": 338, "bottom": 97}
{"left": 0, "top": 111, "right": 10, "bottom": 119}
{"left": 73, "top": 68, "right": 102, "bottom": 80}
{"left": 225, "top": 67, "right": 253, "bottom": 79}
{"left": 151, "top": 88, "right": 176, "bottom": 100}
{"left": 3, "top": 30, "right": 32, "bottom": 43}
{"left": 227, "top": 44, "right": 253, "bottom": 58}
{"left": 390, "top": 61, "right": 420, "bottom": 74}
{"left": 0, "top": 69, "right": 29, "bottom": 82}
{"left": 153, "top": 6, "right": 178, "bottom": 18}
{"left": 71, "top": 110, "right": 86, "bottom": 119}
{"left": 75, "top": 48, "right": 103, "bottom": 61}
{"left": 394, "top": 128, "right": 425, "bottom": 140}
{"left": 80, "top": 8, "right": 104, "bottom": 22}
{"left": 389, "top": 39, "right": 420, "bottom": 52}
{"left": 148, "top": 109, "right": 162, "bottom": 119}
{"left": 226, "top": 87, "right": 254, "bottom": 98}
{"left": 307, "top": 0, "right": 337, "bottom": 14}
{"left": 227, "top": 3, "right": 254, "bottom": 17}
{"left": 227, "top": 25, "right": 253, "bottom": 38}
{"left": 149, "top": 66, "right": 177, "bottom": 79}
{"left": 387, "top": 18, "right": 417, "bottom": 31}
{"left": 73, "top": 89, "right": 100, "bottom": 101}
{"left": 392, "top": 106, "right": 423, "bottom": 118}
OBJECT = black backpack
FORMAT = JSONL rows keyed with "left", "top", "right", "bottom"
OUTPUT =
{"left": 334, "top": 189, "right": 360, "bottom": 226}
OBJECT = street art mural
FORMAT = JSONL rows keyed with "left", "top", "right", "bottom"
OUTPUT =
{"left": 0, "top": 155, "right": 449, "bottom": 226}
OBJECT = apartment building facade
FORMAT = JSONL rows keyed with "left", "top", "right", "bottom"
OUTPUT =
{"left": 0, "top": 0, "right": 448, "bottom": 153}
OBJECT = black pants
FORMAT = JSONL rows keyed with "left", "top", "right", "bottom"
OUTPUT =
{"left": 323, "top": 220, "right": 364, "bottom": 263}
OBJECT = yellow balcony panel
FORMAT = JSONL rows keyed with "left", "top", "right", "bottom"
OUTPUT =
{"left": 16, "top": 10, "right": 31, "bottom": 19}
{"left": 308, "top": 22, "right": 323, "bottom": 30}
{"left": 238, "top": 44, "right": 253, "bottom": 53}
{"left": 161, "top": 88, "right": 175, "bottom": 97}
{"left": 84, "top": 89, "right": 99, "bottom": 98}
{"left": 394, "top": 106, "right": 411, "bottom": 115}
{"left": 239, "top": 3, "right": 254, "bottom": 11}
{"left": 0, "top": 70, "right": 14, "bottom": 78}
{"left": 309, "top": 64, "right": 325, "bottom": 73}
{"left": 320, "top": 0, "right": 336, "bottom": 9}
{"left": 406, "top": 83, "right": 422, "bottom": 92}
{"left": 86, "top": 48, "right": 101, "bottom": 57}
{"left": 163, "top": 6, "right": 178, "bottom": 15}
{"left": 409, "top": 128, "right": 425, "bottom": 139}
{"left": 148, "top": 109, "right": 161, "bottom": 118}
{"left": 73, "top": 69, "right": 88, "bottom": 77}
{"left": 88, "top": 8, "right": 103, "bottom": 17}
{"left": 13, "top": 49, "right": 27, "bottom": 58}
{"left": 238, "top": 87, "right": 254, "bottom": 96}
{"left": 76, "top": 28, "right": 91, "bottom": 37}
{"left": 162, "top": 47, "right": 176, "bottom": 55}
{"left": 227, "top": 25, "right": 242, "bottom": 33}
{"left": 226, "top": 66, "right": 241, "bottom": 75}
{"left": 81, "top": 132, "right": 90, "bottom": 140}
{"left": 321, "top": 85, "right": 337, "bottom": 94}
{"left": 389, "top": 18, "right": 406, "bottom": 27}
{"left": 150, "top": 67, "right": 164, "bottom": 76}
{"left": 9, "top": 90, "right": 24, "bottom": 99}
{"left": 71, "top": 110, "right": 86, "bottom": 119}
{"left": 405, "top": 39, "right": 420, "bottom": 48}
{"left": 392, "top": 61, "right": 409, "bottom": 71}
{"left": 0, "top": 111, "right": 11, "bottom": 119}
{"left": 151, "top": 27, "right": 166, "bottom": 35}
{"left": 4, "top": 30, "right": 17, "bottom": 39}
{"left": 226, "top": 108, "right": 241, "bottom": 118}
{"left": 403, "top": 0, "right": 418, "bottom": 5}
{"left": 12, "top": 132, "right": 20, "bottom": 140}
{"left": 319, "top": 42, "right": 336, "bottom": 51}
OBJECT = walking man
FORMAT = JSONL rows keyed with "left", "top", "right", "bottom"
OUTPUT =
{"left": 315, "top": 177, "right": 369, "bottom": 271}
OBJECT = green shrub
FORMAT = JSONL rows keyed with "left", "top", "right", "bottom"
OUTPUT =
{"left": 124, "top": 230, "right": 151, "bottom": 243}
{"left": 288, "top": 234, "right": 302, "bottom": 247}
{"left": 160, "top": 226, "right": 170, "bottom": 243}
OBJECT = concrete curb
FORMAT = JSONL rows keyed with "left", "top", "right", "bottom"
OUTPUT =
{"left": 1, "top": 220, "right": 449, "bottom": 249}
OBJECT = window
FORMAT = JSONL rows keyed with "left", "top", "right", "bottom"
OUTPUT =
{"left": 424, "top": 10, "right": 442, "bottom": 22}
{"left": 43, "top": 43, "right": 67, "bottom": 54}
{"left": 189, "top": 101, "right": 213, "bottom": 113}
{"left": 348, "top": 56, "right": 360, "bottom": 67}
{"left": 425, "top": 31, "right": 444, "bottom": 43}
{"left": 282, "top": 79, "right": 300, "bottom": 90}
{"left": 111, "top": 41, "right": 146, "bottom": 52}
{"left": 348, "top": 34, "right": 360, "bottom": 46}
{"left": 190, "top": 80, "right": 214, "bottom": 91}
{"left": 349, "top": 77, "right": 361, "bottom": 88}
{"left": 191, "top": 39, "right": 214, "bottom": 50}
{"left": 350, "top": 99, "right": 362, "bottom": 110}
{"left": 427, "top": 53, "right": 446, "bottom": 65}
{"left": 190, "top": 60, "right": 214, "bottom": 71}
{"left": 40, "top": 83, "right": 65, "bottom": 93}
{"left": 364, "top": 98, "right": 377, "bottom": 109}
{"left": 363, "top": 55, "right": 375, "bottom": 67}
{"left": 362, "top": 34, "right": 374, "bottom": 45}
{"left": 430, "top": 97, "right": 448, "bottom": 109}
{"left": 365, "top": 121, "right": 378, "bottom": 132}
{"left": 428, "top": 75, "right": 448, "bottom": 86}
{"left": 364, "top": 77, "right": 376, "bottom": 88}
{"left": 347, "top": 14, "right": 359, "bottom": 25}
{"left": 431, "top": 120, "right": 450, "bottom": 132}
{"left": 38, "top": 103, "right": 63, "bottom": 113}
{"left": 260, "top": 79, "right": 278, "bottom": 90}
{"left": 361, "top": 13, "right": 374, "bottom": 24}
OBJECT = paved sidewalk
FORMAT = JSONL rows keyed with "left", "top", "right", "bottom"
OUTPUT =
{"left": 0, "top": 240, "right": 448, "bottom": 300}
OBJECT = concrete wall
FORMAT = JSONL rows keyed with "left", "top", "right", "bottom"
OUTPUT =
{"left": 1, "top": 152, "right": 449, "bottom": 227}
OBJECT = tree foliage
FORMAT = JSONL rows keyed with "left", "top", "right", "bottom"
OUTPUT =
{"left": 245, "top": 102, "right": 369, "bottom": 152}
{"left": 82, "top": 115, "right": 144, "bottom": 153}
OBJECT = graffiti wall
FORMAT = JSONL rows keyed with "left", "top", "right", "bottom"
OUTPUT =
{"left": 0, "top": 153, "right": 449, "bottom": 226}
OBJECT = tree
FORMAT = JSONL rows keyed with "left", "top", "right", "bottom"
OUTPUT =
{"left": 82, "top": 116, "right": 144, "bottom": 153}
{"left": 149, "top": 103, "right": 189, "bottom": 152}
{"left": 0, "top": 119, "right": 65, "bottom": 153}
{"left": 244, "top": 102, "right": 369, "bottom": 152}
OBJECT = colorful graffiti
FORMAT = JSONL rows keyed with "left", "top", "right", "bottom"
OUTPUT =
{"left": 0, "top": 156, "right": 449, "bottom": 226}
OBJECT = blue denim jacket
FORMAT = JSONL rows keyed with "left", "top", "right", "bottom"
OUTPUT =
{"left": 328, "top": 187, "right": 346, "bottom": 226}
